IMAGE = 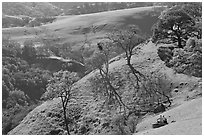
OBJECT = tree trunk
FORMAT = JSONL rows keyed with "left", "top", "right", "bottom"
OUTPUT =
{"left": 61, "top": 97, "right": 70, "bottom": 135}
{"left": 177, "top": 36, "right": 182, "bottom": 48}
{"left": 127, "top": 62, "right": 141, "bottom": 88}
{"left": 63, "top": 107, "right": 70, "bottom": 135}
{"left": 153, "top": 89, "right": 172, "bottom": 107}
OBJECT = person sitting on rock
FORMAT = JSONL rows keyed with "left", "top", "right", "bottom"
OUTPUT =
{"left": 157, "top": 115, "right": 164, "bottom": 123}
{"left": 163, "top": 115, "right": 168, "bottom": 124}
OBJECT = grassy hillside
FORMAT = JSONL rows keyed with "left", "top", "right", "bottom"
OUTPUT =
{"left": 136, "top": 98, "right": 202, "bottom": 135}
{"left": 2, "top": 2, "right": 62, "bottom": 17}
{"left": 8, "top": 42, "right": 202, "bottom": 135}
{"left": 2, "top": 6, "right": 165, "bottom": 46}
{"left": 3, "top": 3, "right": 202, "bottom": 135}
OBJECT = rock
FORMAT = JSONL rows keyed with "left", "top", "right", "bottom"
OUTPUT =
{"left": 154, "top": 104, "right": 166, "bottom": 113}
{"left": 171, "top": 120, "right": 176, "bottom": 123}
{"left": 49, "top": 128, "right": 63, "bottom": 135}
{"left": 180, "top": 83, "right": 184, "bottom": 86}
{"left": 173, "top": 88, "right": 179, "bottom": 92}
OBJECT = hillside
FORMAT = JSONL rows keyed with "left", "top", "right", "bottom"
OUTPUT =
{"left": 2, "top": 2, "right": 62, "bottom": 17}
{"left": 2, "top": 2, "right": 156, "bottom": 17}
{"left": 2, "top": 6, "right": 165, "bottom": 46}
{"left": 135, "top": 97, "right": 202, "bottom": 135}
{"left": 3, "top": 3, "right": 202, "bottom": 135}
{"left": 8, "top": 42, "right": 202, "bottom": 135}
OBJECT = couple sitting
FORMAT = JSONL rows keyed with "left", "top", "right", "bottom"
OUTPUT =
{"left": 157, "top": 115, "right": 168, "bottom": 124}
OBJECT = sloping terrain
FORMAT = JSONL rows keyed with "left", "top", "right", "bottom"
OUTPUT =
{"left": 8, "top": 42, "right": 202, "bottom": 135}
{"left": 2, "top": 6, "right": 165, "bottom": 45}
{"left": 2, "top": 2, "right": 62, "bottom": 17}
{"left": 136, "top": 97, "right": 202, "bottom": 135}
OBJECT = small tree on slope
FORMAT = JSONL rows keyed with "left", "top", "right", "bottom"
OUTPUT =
{"left": 108, "top": 25, "right": 145, "bottom": 88}
{"left": 46, "top": 71, "right": 79, "bottom": 135}
{"left": 87, "top": 41, "right": 127, "bottom": 113}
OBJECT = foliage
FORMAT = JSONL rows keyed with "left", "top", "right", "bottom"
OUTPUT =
{"left": 152, "top": 4, "right": 201, "bottom": 48}
{"left": 43, "top": 71, "right": 79, "bottom": 100}
{"left": 2, "top": 15, "right": 56, "bottom": 28}
{"left": 87, "top": 41, "right": 126, "bottom": 111}
{"left": 9, "top": 90, "right": 28, "bottom": 106}
{"left": 108, "top": 25, "right": 145, "bottom": 64}
{"left": 141, "top": 72, "right": 172, "bottom": 108}
{"left": 168, "top": 38, "right": 202, "bottom": 77}
{"left": 2, "top": 38, "right": 22, "bottom": 57}
{"left": 21, "top": 40, "right": 37, "bottom": 64}
{"left": 65, "top": 104, "right": 83, "bottom": 134}
{"left": 45, "top": 71, "right": 79, "bottom": 135}
{"left": 108, "top": 25, "right": 145, "bottom": 88}
{"left": 13, "top": 68, "right": 51, "bottom": 100}
{"left": 111, "top": 114, "right": 139, "bottom": 135}
{"left": 2, "top": 104, "right": 38, "bottom": 135}
{"left": 181, "top": 3, "right": 202, "bottom": 19}
{"left": 2, "top": 38, "right": 52, "bottom": 133}
{"left": 112, "top": 115, "right": 128, "bottom": 135}
{"left": 2, "top": 2, "right": 62, "bottom": 17}
{"left": 157, "top": 46, "right": 173, "bottom": 63}
{"left": 126, "top": 114, "right": 139, "bottom": 133}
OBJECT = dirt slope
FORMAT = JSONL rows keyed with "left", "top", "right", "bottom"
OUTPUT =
{"left": 8, "top": 42, "right": 202, "bottom": 135}
{"left": 136, "top": 97, "right": 202, "bottom": 135}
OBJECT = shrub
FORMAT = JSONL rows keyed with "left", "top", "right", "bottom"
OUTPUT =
{"left": 169, "top": 38, "right": 202, "bottom": 77}
{"left": 111, "top": 114, "right": 139, "bottom": 135}
{"left": 157, "top": 46, "right": 173, "bottom": 63}
{"left": 2, "top": 104, "right": 38, "bottom": 134}
{"left": 112, "top": 115, "right": 128, "bottom": 135}
{"left": 9, "top": 90, "right": 27, "bottom": 106}
{"left": 126, "top": 115, "right": 139, "bottom": 133}
{"left": 141, "top": 72, "right": 172, "bottom": 109}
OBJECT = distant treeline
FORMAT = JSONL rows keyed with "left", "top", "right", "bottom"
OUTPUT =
{"left": 2, "top": 16, "right": 56, "bottom": 28}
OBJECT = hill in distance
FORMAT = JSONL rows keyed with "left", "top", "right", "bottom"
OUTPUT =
{"left": 2, "top": 2, "right": 156, "bottom": 17}
{"left": 2, "top": 6, "right": 165, "bottom": 47}
{"left": 2, "top": 2, "right": 62, "bottom": 17}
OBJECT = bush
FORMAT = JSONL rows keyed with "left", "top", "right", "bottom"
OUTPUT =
{"left": 111, "top": 114, "right": 139, "bottom": 135}
{"left": 126, "top": 115, "right": 139, "bottom": 133}
{"left": 141, "top": 72, "right": 172, "bottom": 109}
{"left": 111, "top": 115, "right": 128, "bottom": 135}
{"left": 169, "top": 38, "right": 202, "bottom": 77}
{"left": 9, "top": 90, "right": 27, "bottom": 106}
{"left": 2, "top": 104, "right": 38, "bottom": 134}
{"left": 157, "top": 46, "right": 173, "bottom": 63}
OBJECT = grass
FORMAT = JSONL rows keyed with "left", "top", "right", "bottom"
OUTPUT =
{"left": 2, "top": 6, "right": 165, "bottom": 47}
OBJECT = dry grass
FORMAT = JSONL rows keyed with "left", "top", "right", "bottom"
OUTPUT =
{"left": 2, "top": 6, "right": 164, "bottom": 46}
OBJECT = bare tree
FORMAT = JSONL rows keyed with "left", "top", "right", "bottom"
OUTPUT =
{"left": 108, "top": 25, "right": 145, "bottom": 88}
{"left": 46, "top": 71, "right": 79, "bottom": 135}
{"left": 87, "top": 41, "right": 127, "bottom": 113}
{"left": 141, "top": 72, "right": 172, "bottom": 109}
